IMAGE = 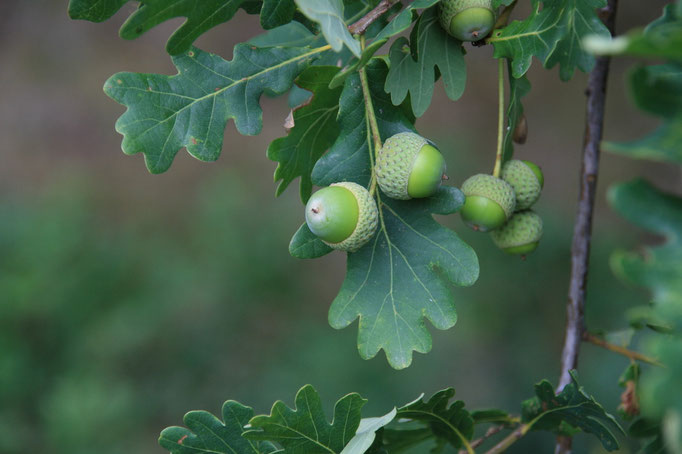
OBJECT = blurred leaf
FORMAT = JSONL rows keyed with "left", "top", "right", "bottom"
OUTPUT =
{"left": 245, "top": 385, "right": 366, "bottom": 453}
{"left": 261, "top": 0, "right": 296, "bottom": 29}
{"left": 395, "top": 389, "right": 475, "bottom": 450}
{"left": 340, "top": 408, "right": 397, "bottom": 454}
{"left": 159, "top": 401, "right": 277, "bottom": 454}
{"left": 490, "top": 0, "right": 610, "bottom": 80}
{"left": 385, "top": 8, "right": 466, "bottom": 117}
{"left": 295, "top": 0, "right": 361, "bottom": 56}
{"left": 604, "top": 64, "right": 682, "bottom": 166}
{"left": 502, "top": 66, "right": 531, "bottom": 162}
{"left": 584, "top": 4, "right": 682, "bottom": 60}
{"left": 471, "top": 409, "right": 516, "bottom": 425}
{"left": 268, "top": 66, "right": 343, "bottom": 201}
{"left": 289, "top": 223, "right": 334, "bottom": 259}
{"left": 522, "top": 371, "right": 624, "bottom": 451}
{"left": 68, "top": 0, "right": 262, "bottom": 55}
{"left": 104, "top": 45, "right": 324, "bottom": 173}
{"left": 374, "top": 0, "right": 440, "bottom": 40}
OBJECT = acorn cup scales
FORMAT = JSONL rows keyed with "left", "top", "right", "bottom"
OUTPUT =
{"left": 460, "top": 174, "right": 516, "bottom": 232}
{"left": 439, "top": 0, "right": 496, "bottom": 42}
{"left": 376, "top": 132, "right": 447, "bottom": 200}
{"left": 491, "top": 210, "right": 544, "bottom": 255}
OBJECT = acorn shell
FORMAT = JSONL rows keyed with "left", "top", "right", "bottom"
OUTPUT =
{"left": 439, "top": 0, "right": 494, "bottom": 41}
{"left": 325, "top": 182, "right": 378, "bottom": 253}
{"left": 461, "top": 174, "right": 516, "bottom": 219}
{"left": 376, "top": 132, "right": 429, "bottom": 200}
{"left": 491, "top": 210, "right": 543, "bottom": 251}
{"left": 501, "top": 160, "right": 542, "bottom": 211}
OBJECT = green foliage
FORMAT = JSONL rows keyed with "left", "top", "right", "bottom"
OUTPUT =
{"left": 294, "top": 0, "right": 362, "bottom": 57}
{"left": 68, "top": 0, "right": 263, "bottom": 55}
{"left": 105, "top": 45, "right": 323, "bottom": 173}
{"left": 159, "top": 402, "right": 278, "bottom": 454}
{"left": 269, "top": 66, "right": 343, "bottom": 201}
{"left": 502, "top": 66, "right": 531, "bottom": 161}
{"left": 385, "top": 8, "right": 466, "bottom": 118}
{"left": 329, "top": 186, "right": 478, "bottom": 369}
{"left": 261, "top": 0, "right": 297, "bottom": 30}
{"left": 393, "top": 389, "right": 475, "bottom": 450}
{"left": 245, "top": 386, "right": 366, "bottom": 453}
{"left": 375, "top": 0, "right": 441, "bottom": 40}
{"left": 522, "top": 371, "right": 624, "bottom": 451}
{"left": 490, "top": 0, "right": 610, "bottom": 80}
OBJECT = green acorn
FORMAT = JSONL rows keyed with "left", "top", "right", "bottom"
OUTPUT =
{"left": 305, "top": 182, "right": 378, "bottom": 252}
{"left": 501, "top": 160, "right": 544, "bottom": 210}
{"left": 439, "top": 0, "right": 496, "bottom": 42}
{"left": 376, "top": 132, "right": 447, "bottom": 200}
{"left": 460, "top": 174, "right": 516, "bottom": 232}
{"left": 491, "top": 210, "right": 543, "bottom": 255}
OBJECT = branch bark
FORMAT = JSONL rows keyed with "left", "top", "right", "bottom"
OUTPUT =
{"left": 348, "top": 0, "right": 397, "bottom": 35}
{"left": 555, "top": 1, "right": 619, "bottom": 453}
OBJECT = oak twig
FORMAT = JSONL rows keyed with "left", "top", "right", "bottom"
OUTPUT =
{"left": 348, "top": 0, "right": 397, "bottom": 35}
{"left": 583, "top": 333, "right": 663, "bottom": 367}
{"left": 555, "top": 1, "right": 619, "bottom": 453}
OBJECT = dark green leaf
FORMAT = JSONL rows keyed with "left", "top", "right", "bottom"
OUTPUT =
{"left": 374, "top": 0, "right": 440, "bottom": 40}
{"left": 68, "top": 0, "right": 262, "bottom": 55}
{"left": 268, "top": 66, "right": 343, "bottom": 201}
{"left": 289, "top": 223, "right": 334, "bottom": 259}
{"left": 261, "top": 0, "right": 296, "bottom": 29}
{"left": 104, "top": 45, "right": 325, "bottom": 173}
{"left": 471, "top": 409, "right": 515, "bottom": 425}
{"left": 312, "top": 61, "right": 477, "bottom": 370}
{"left": 245, "top": 385, "right": 366, "bottom": 453}
{"left": 604, "top": 121, "right": 682, "bottom": 166}
{"left": 329, "top": 38, "right": 389, "bottom": 90}
{"left": 295, "top": 0, "right": 361, "bottom": 56}
{"left": 380, "top": 427, "right": 434, "bottom": 453}
{"left": 522, "top": 371, "right": 624, "bottom": 451}
{"left": 395, "top": 389, "right": 475, "bottom": 450}
{"left": 490, "top": 0, "right": 610, "bottom": 80}
{"left": 159, "top": 401, "right": 277, "bottom": 454}
{"left": 385, "top": 8, "right": 466, "bottom": 117}
{"left": 313, "top": 59, "right": 415, "bottom": 188}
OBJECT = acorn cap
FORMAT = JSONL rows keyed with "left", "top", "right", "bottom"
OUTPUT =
{"left": 501, "top": 160, "right": 542, "bottom": 211}
{"left": 376, "top": 132, "right": 445, "bottom": 200}
{"left": 325, "top": 182, "right": 378, "bottom": 252}
{"left": 461, "top": 174, "right": 516, "bottom": 219}
{"left": 491, "top": 210, "right": 543, "bottom": 253}
{"left": 439, "top": 0, "right": 495, "bottom": 41}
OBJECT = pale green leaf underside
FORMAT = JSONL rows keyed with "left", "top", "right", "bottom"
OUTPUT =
{"left": 491, "top": 0, "right": 610, "bottom": 80}
{"left": 105, "top": 45, "right": 323, "bottom": 174}
{"left": 294, "top": 0, "right": 361, "bottom": 57}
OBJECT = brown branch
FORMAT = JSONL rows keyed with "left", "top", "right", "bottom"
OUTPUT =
{"left": 583, "top": 333, "right": 664, "bottom": 367}
{"left": 555, "top": 1, "right": 619, "bottom": 453}
{"left": 348, "top": 0, "right": 397, "bottom": 35}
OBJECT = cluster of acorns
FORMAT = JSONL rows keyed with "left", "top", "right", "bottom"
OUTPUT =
{"left": 460, "top": 162, "right": 544, "bottom": 255}
{"left": 303, "top": 132, "right": 544, "bottom": 256}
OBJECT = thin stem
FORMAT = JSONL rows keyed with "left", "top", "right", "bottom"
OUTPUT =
{"left": 555, "top": 1, "right": 618, "bottom": 453}
{"left": 493, "top": 58, "right": 505, "bottom": 178}
{"left": 484, "top": 424, "right": 530, "bottom": 454}
{"left": 459, "top": 425, "right": 507, "bottom": 453}
{"left": 348, "top": 0, "right": 397, "bottom": 35}
{"left": 583, "top": 333, "right": 664, "bottom": 367}
{"left": 358, "top": 36, "right": 382, "bottom": 195}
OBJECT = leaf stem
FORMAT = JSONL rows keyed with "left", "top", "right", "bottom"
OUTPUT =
{"left": 358, "top": 36, "right": 382, "bottom": 195}
{"left": 583, "top": 332, "right": 663, "bottom": 367}
{"left": 483, "top": 424, "right": 530, "bottom": 454}
{"left": 492, "top": 58, "right": 505, "bottom": 178}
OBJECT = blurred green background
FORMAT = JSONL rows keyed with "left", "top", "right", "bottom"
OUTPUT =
{"left": 1, "top": 2, "right": 681, "bottom": 453}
